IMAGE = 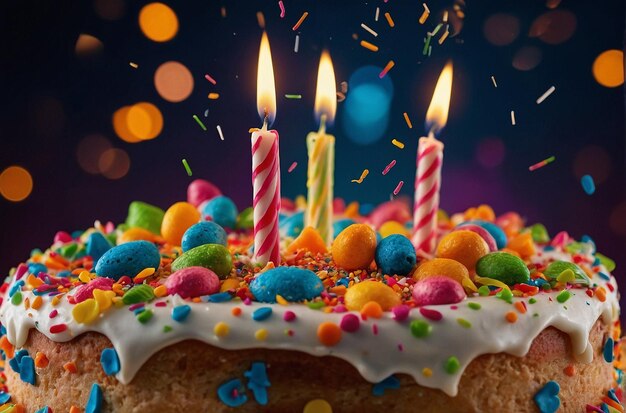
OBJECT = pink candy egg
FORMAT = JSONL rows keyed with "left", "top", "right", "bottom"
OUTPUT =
{"left": 368, "top": 200, "right": 411, "bottom": 229}
{"left": 187, "top": 179, "right": 222, "bottom": 208}
{"left": 73, "top": 277, "right": 115, "bottom": 303}
{"left": 455, "top": 224, "right": 498, "bottom": 252}
{"left": 165, "top": 266, "right": 220, "bottom": 298}
{"left": 412, "top": 276, "right": 466, "bottom": 306}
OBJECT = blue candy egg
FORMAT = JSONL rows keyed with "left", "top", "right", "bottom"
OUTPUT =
{"left": 95, "top": 240, "right": 161, "bottom": 280}
{"left": 86, "top": 232, "right": 112, "bottom": 265}
{"left": 181, "top": 221, "right": 227, "bottom": 252}
{"left": 250, "top": 267, "right": 324, "bottom": 303}
{"left": 333, "top": 218, "right": 355, "bottom": 238}
{"left": 375, "top": 234, "right": 416, "bottom": 276}
{"left": 202, "top": 196, "right": 238, "bottom": 229}
{"left": 464, "top": 220, "right": 507, "bottom": 250}
{"left": 279, "top": 211, "right": 304, "bottom": 238}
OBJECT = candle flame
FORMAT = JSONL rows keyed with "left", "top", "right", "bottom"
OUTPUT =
{"left": 257, "top": 31, "right": 277, "bottom": 125}
{"left": 314, "top": 50, "right": 337, "bottom": 126}
{"left": 425, "top": 61, "right": 453, "bottom": 134}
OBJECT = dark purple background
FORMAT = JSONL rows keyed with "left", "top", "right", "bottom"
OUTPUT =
{"left": 0, "top": 1, "right": 624, "bottom": 300}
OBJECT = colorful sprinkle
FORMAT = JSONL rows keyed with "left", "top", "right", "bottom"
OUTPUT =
{"left": 534, "top": 381, "right": 560, "bottom": 413}
{"left": 382, "top": 160, "right": 396, "bottom": 175}
{"left": 393, "top": 181, "right": 404, "bottom": 196}
{"left": 529, "top": 155, "right": 556, "bottom": 172}
{"left": 204, "top": 74, "right": 217, "bottom": 85}
{"left": 278, "top": 1, "right": 285, "bottom": 18}
{"left": 581, "top": 174, "right": 596, "bottom": 195}
{"left": 49, "top": 324, "right": 67, "bottom": 334}
{"left": 351, "top": 169, "right": 369, "bottom": 184}
{"left": 604, "top": 337, "right": 614, "bottom": 363}
{"left": 339, "top": 313, "right": 360, "bottom": 332}
{"left": 288, "top": 162, "right": 298, "bottom": 173}
{"left": 443, "top": 356, "right": 460, "bottom": 374}
{"left": 214, "top": 322, "right": 230, "bottom": 337}
{"left": 457, "top": 318, "right": 471, "bottom": 328}
{"left": 217, "top": 379, "right": 247, "bottom": 408}
{"left": 182, "top": 159, "right": 193, "bottom": 176}
{"left": 379, "top": 60, "right": 395, "bottom": 78}
{"left": 292, "top": 12, "right": 309, "bottom": 31}
{"left": 384, "top": 12, "right": 395, "bottom": 28}
{"left": 303, "top": 399, "right": 332, "bottom": 413}
{"left": 172, "top": 305, "right": 191, "bottom": 323}
{"left": 317, "top": 322, "right": 342, "bottom": 346}
{"left": 372, "top": 375, "right": 400, "bottom": 396}
{"left": 360, "top": 40, "right": 379, "bottom": 52}
{"left": 193, "top": 115, "right": 207, "bottom": 131}
{"left": 536, "top": 85, "right": 556, "bottom": 104}
{"left": 19, "top": 356, "right": 35, "bottom": 385}
{"left": 100, "top": 348, "right": 120, "bottom": 376}
{"left": 556, "top": 290, "right": 571, "bottom": 303}
{"left": 255, "top": 328, "right": 269, "bottom": 341}
{"left": 136, "top": 309, "right": 153, "bottom": 324}
{"left": 252, "top": 307, "right": 273, "bottom": 321}
{"left": 410, "top": 319, "right": 432, "bottom": 338}
{"left": 244, "top": 362, "right": 270, "bottom": 405}
{"left": 419, "top": 307, "right": 443, "bottom": 321}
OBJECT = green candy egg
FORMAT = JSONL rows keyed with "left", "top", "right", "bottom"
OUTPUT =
{"left": 529, "top": 223, "right": 550, "bottom": 243}
{"left": 236, "top": 207, "right": 254, "bottom": 230}
{"left": 475, "top": 252, "right": 530, "bottom": 285}
{"left": 126, "top": 201, "right": 165, "bottom": 235}
{"left": 543, "top": 261, "right": 590, "bottom": 285}
{"left": 171, "top": 244, "right": 233, "bottom": 279}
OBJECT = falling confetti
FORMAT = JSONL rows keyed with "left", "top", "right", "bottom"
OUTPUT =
{"left": 278, "top": 1, "right": 285, "bottom": 18}
{"left": 491, "top": 76, "right": 498, "bottom": 88}
{"left": 129, "top": 62, "right": 139, "bottom": 69}
{"left": 193, "top": 115, "right": 207, "bottom": 131}
{"left": 438, "top": 25, "right": 450, "bottom": 44}
{"left": 403, "top": 112, "right": 413, "bottom": 129}
{"left": 292, "top": 12, "right": 309, "bottom": 31}
{"left": 288, "top": 162, "right": 298, "bottom": 173}
{"left": 385, "top": 12, "right": 395, "bottom": 27}
{"left": 294, "top": 35, "right": 300, "bottom": 52}
{"left": 351, "top": 169, "right": 369, "bottom": 183}
{"left": 536, "top": 86, "right": 556, "bottom": 104}
{"left": 510, "top": 110, "right": 516, "bottom": 125}
{"left": 581, "top": 174, "right": 596, "bottom": 195}
{"left": 208, "top": 93, "right": 220, "bottom": 100}
{"left": 205, "top": 74, "right": 217, "bottom": 85}
{"left": 182, "top": 159, "right": 193, "bottom": 176}
{"left": 392, "top": 139, "right": 405, "bottom": 149}
{"left": 285, "top": 94, "right": 302, "bottom": 99}
{"left": 340, "top": 81, "right": 348, "bottom": 94}
{"left": 419, "top": 3, "right": 430, "bottom": 24}
{"left": 360, "top": 40, "right": 379, "bottom": 52}
{"left": 393, "top": 180, "right": 404, "bottom": 195}
{"left": 423, "top": 34, "right": 432, "bottom": 55}
{"left": 361, "top": 23, "right": 378, "bottom": 37}
{"left": 382, "top": 160, "right": 397, "bottom": 175}
{"left": 204, "top": 109, "right": 209, "bottom": 117}
{"left": 379, "top": 60, "right": 395, "bottom": 78}
{"left": 528, "top": 155, "right": 555, "bottom": 171}
{"left": 375, "top": 7, "right": 380, "bottom": 21}
{"left": 216, "top": 125, "right": 225, "bottom": 141}
{"left": 257, "top": 11, "right": 266, "bottom": 29}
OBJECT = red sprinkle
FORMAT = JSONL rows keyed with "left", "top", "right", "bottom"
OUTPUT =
{"left": 607, "top": 283, "right": 615, "bottom": 292}
{"left": 283, "top": 310, "right": 296, "bottom": 322}
{"left": 50, "top": 324, "right": 67, "bottom": 334}
{"left": 49, "top": 310, "right": 58, "bottom": 319}
{"left": 419, "top": 307, "right": 443, "bottom": 321}
{"left": 154, "top": 302, "right": 167, "bottom": 307}
{"left": 128, "top": 304, "right": 144, "bottom": 312}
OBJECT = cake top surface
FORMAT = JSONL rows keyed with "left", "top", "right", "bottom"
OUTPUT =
{"left": 0, "top": 187, "right": 621, "bottom": 398}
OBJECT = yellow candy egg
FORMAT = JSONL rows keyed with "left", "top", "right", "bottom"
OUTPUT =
{"left": 379, "top": 221, "right": 410, "bottom": 238}
{"left": 344, "top": 280, "right": 401, "bottom": 311}
{"left": 436, "top": 230, "right": 489, "bottom": 272}
{"left": 118, "top": 227, "right": 162, "bottom": 244}
{"left": 161, "top": 202, "right": 200, "bottom": 246}
{"left": 413, "top": 258, "right": 470, "bottom": 285}
{"left": 331, "top": 224, "right": 377, "bottom": 271}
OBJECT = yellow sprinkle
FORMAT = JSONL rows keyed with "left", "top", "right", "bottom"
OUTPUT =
{"left": 93, "top": 289, "right": 116, "bottom": 312}
{"left": 208, "top": 93, "right": 220, "bottom": 100}
{"left": 51, "top": 295, "right": 61, "bottom": 307}
{"left": 351, "top": 169, "right": 369, "bottom": 184}
{"left": 384, "top": 12, "right": 395, "bottom": 27}
{"left": 78, "top": 271, "right": 92, "bottom": 284}
{"left": 135, "top": 267, "right": 156, "bottom": 281}
{"left": 360, "top": 40, "right": 379, "bottom": 52}
{"left": 462, "top": 277, "right": 478, "bottom": 293}
{"left": 403, "top": 112, "right": 413, "bottom": 129}
{"left": 72, "top": 299, "right": 100, "bottom": 324}
{"left": 422, "top": 367, "right": 433, "bottom": 377}
{"left": 153, "top": 285, "right": 168, "bottom": 298}
{"left": 438, "top": 27, "right": 450, "bottom": 44}
{"left": 303, "top": 399, "right": 332, "bottom": 413}
{"left": 214, "top": 322, "right": 230, "bottom": 337}
{"left": 474, "top": 276, "right": 511, "bottom": 291}
{"left": 392, "top": 139, "right": 405, "bottom": 149}
{"left": 419, "top": 3, "right": 430, "bottom": 24}
{"left": 24, "top": 297, "right": 30, "bottom": 310}
{"left": 31, "top": 296, "right": 43, "bottom": 310}
{"left": 276, "top": 294, "right": 289, "bottom": 305}
{"left": 255, "top": 328, "right": 269, "bottom": 341}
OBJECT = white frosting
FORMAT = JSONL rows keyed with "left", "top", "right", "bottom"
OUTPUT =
{"left": 0, "top": 249, "right": 619, "bottom": 397}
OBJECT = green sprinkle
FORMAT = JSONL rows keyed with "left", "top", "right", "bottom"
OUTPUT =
{"left": 11, "top": 291, "right": 22, "bottom": 306}
{"left": 123, "top": 284, "right": 155, "bottom": 305}
{"left": 430, "top": 23, "right": 443, "bottom": 37}
{"left": 530, "top": 223, "right": 550, "bottom": 243}
{"left": 528, "top": 298, "right": 537, "bottom": 304}
{"left": 182, "top": 159, "right": 192, "bottom": 176}
{"left": 468, "top": 302, "right": 481, "bottom": 310}
{"left": 410, "top": 320, "right": 432, "bottom": 338}
{"left": 557, "top": 269, "right": 575, "bottom": 283}
{"left": 423, "top": 34, "right": 432, "bottom": 55}
{"left": 556, "top": 290, "right": 571, "bottom": 303}
{"left": 478, "top": 286, "right": 490, "bottom": 296}
{"left": 444, "top": 356, "right": 460, "bottom": 374}
{"left": 496, "top": 288, "right": 513, "bottom": 303}
{"left": 163, "top": 325, "right": 172, "bottom": 333}
{"left": 284, "top": 94, "right": 302, "bottom": 99}
{"left": 533, "top": 313, "right": 539, "bottom": 317}
{"left": 595, "top": 253, "right": 616, "bottom": 272}
{"left": 193, "top": 114, "right": 207, "bottom": 131}
{"left": 457, "top": 318, "right": 471, "bottom": 328}
{"left": 137, "top": 309, "right": 154, "bottom": 324}
{"left": 307, "top": 301, "right": 326, "bottom": 310}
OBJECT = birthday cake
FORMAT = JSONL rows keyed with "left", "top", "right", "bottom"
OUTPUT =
{"left": 0, "top": 180, "right": 622, "bottom": 413}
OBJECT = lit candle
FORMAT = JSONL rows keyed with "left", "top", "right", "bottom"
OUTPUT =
{"left": 305, "top": 50, "right": 337, "bottom": 245}
{"left": 412, "top": 61, "right": 453, "bottom": 255}
{"left": 251, "top": 32, "right": 281, "bottom": 266}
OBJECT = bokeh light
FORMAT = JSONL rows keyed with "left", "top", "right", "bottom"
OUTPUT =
{"left": 76, "top": 135, "right": 112, "bottom": 174}
{"left": 113, "top": 103, "right": 163, "bottom": 143}
{"left": 75, "top": 34, "right": 104, "bottom": 57}
{"left": 529, "top": 10, "right": 577, "bottom": 45}
{"left": 154, "top": 61, "right": 194, "bottom": 102}
{"left": 475, "top": 138, "right": 505, "bottom": 168}
{"left": 609, "top": 202, "right": 626, "bottom": 237}
{"left": 546, "top": 0, "right": 562, "bottom": 9}
{"left": 342, "top": 66, "right": 393, "bottom": 145}
{"left": 592, "top": 50, "right": 624, "bottom": 88}
{"left": 573, "top": 145, "right": 612, "bottom": 184}
{"left": 93, "top": 0, "right": 126, "bottom": 20}
{"left": 512, "top": 46, "right": 542, "bottom": 71}
{"left": 483, "top": 13, "right": 520, "bottom": 46}
{"left": 139, "top": 3, "right": 179, "bottom": 42}
{"left": 0, "top": 166, "right": 33, "bottom": 202}
{"left": 113, "top": 106, "right": 142, "bottom": 143}
{"left": 99, "top": 148, "right": 131, "bottom": 179}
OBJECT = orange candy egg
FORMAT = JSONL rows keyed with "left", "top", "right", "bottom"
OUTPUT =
{"left": 436, "top": 230, "right": 489, "bottom": 272}
{"left": 414, "top": 258, "right": 470, "bottom": 285}
{"left": 161, "top": 202, "right": 201, "bottom": 246}
{"left": 331, "top": 224, "right": 377, "bottom": 271}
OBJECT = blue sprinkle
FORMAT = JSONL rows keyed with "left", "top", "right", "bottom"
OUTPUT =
{"left": 207, "top": 292, "right": 232, "bottom": 303}
{"left": 604, "top": 337, "right": 614, "bottom": 363}
{"left": 28, "top": 263, "right": 47, "bottom": 276}
{"left": 0, "top": 391, "right": 10, "bottom": 404}
{"left": 598, "top": 272, "right": 611, "bottom": 281}
{"left": 533, "top": 381, "right": 560, "bottom": 413}
{"left": 581, "top": 174, "right": 596, "bottom": 195}
{"left": 244, "top": 362, "right": 271, "bottom": 405}
{"left": 252, "top": 307, "right": 273, "bottom": 321}
{"left": 593, "top": 257, "right": 601, "bottom": 266}
{"left": 217, "top": 379, "right": 247, "bottom": 407}
{"left": 9, "top": 349, "right": 29, "bottom": 373}
{"left": 35, "top": 407, "right": 52, "bottom": 413}
{"left": 372, "top": 375, "right": 401, "bottom": 396}
{"left": 601, "top": 403, "right": 610, "bottom": 413}
{"left": 336, "top": 278, "right": 349, "bottom": 287}
{"left": 608, "top": 389, "right": 620, "bottom": 404}
{"left": 132, "top": 307, "right": 146, "bottom": 316}
{"left": 0, "top": 325, "right": 6, "bottom": 336}
{"left": 172, "top": 305, "right": 192, "bottom": 323}
{"left": 8, "top": 280, "right": 25, "bottom": 298}
{"left": 19, "top": 355, "right": 35, "bottom": 385}
{"left": 616, "top": 368, "right": 624, "bottom": 385}
{"left": 86, "top": 383, "right": 103, "bottom": 413}
{"left": 543, "top": 245, "right": 555, "bottom": 252}
{"left": 100, "top": 348, "right": 120, "bottom": 376}
{"left": 57, "top": 270, "right": 72, "bottom": 278}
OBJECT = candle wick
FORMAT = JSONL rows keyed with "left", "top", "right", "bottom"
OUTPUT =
{"left": 319, "top": 114, "right": 327, "bottom": 135}
{"left": 262, "top": 108, "right": 269, "bottom": 130}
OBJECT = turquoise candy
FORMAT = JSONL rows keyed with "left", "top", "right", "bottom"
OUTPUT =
{"left": 202, "top": 196, "right": 238, "bottom": 229}
{"left": 529, "top": 223, "right": 550, "bottom": 243}
{"left": 375, "top": 234, "right": 416, "bottom": 276}
{"left": 86, "top": 232, "right": 112, "bottom": 265}
{"left": 543, "top": 261, "right": 590, "bottom": 286}
{"left": 475, "top": 252, "right": 530, "bottom": 285}
{"left": 95, "top": 241, "right": 161, "bottom": 280}
{"left": 236, "top": 207, "right": 254, "bottom": 230}
{"left": 250, "top": 267, "right": 323, "bottom": 303}
{"left": 125, "top": 201, "right": 165, "bottom": 235}
{"left": 465, "top": 220, "right": 507, "bottom": 250}
{"left": 181, "top": 221, "right": 227, "bottom": 252}
{"left": 171, "top": 244, "right": 232, "bottom": 278}
{"left": 333, "top": 218, "right": 356, "bottom": 238}
{"left": 279, "top": 211, "right": 304, "bottom": 238}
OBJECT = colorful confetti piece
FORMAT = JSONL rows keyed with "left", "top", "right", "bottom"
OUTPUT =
{"left": 384, "top": 12, "right": 395, "bottom": 27}
{"left": 393, "top": 180, "right": 404, "bottom": 195}
{"left": 528, "top": 156, "right": 555, "bottom": 171}
{"left": 292, "top": 12, "right": 309, "bottom": 31}
{"left": 379, "top": 60, "right": 395, "bottom": 78}
{"left": 278, "top": 1, "right": 285, "bottom": 18}
{"left": 361, "top": 23, "right": 378, "bottom": 37}
{"left": 182, "top": 159, "right": 192, "bottom": 176}
{"left": 419, "top": 3, "right": 430, "bottom": 24}
{"left": 193, "top": 115, "right": 207, "bottom": 131}
{"left": 382, "top": 160, "right": 396, "bottom": 175}
{"left": 351, "top": 169, "right": 369, "bottom": 183}
{"left": 392, "top": 139, "right": 405, "bottom": 149}
{"left": 360, "top": 40, "right": 379, "bottom": 52}
{"left": 536, "top": 86, "right": 556, "bottom": 104}
{"left": 403, "top": 112, "right": 413, "bottom": 129}
{"left": 288, "top": 162, "right": 298, "bottom": 173}
{"left": 216, "top": 125, "right": 225, "bottom": 141}
{"left": 205, "top": 74, "right": 217, "bottom": 85}
{"left": 581, "top": 174, "right": 595, "bottom": 195}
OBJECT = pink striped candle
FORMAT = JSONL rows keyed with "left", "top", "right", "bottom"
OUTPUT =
{"left": 411, "top": 132, "right": 443, "bottom": 254}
